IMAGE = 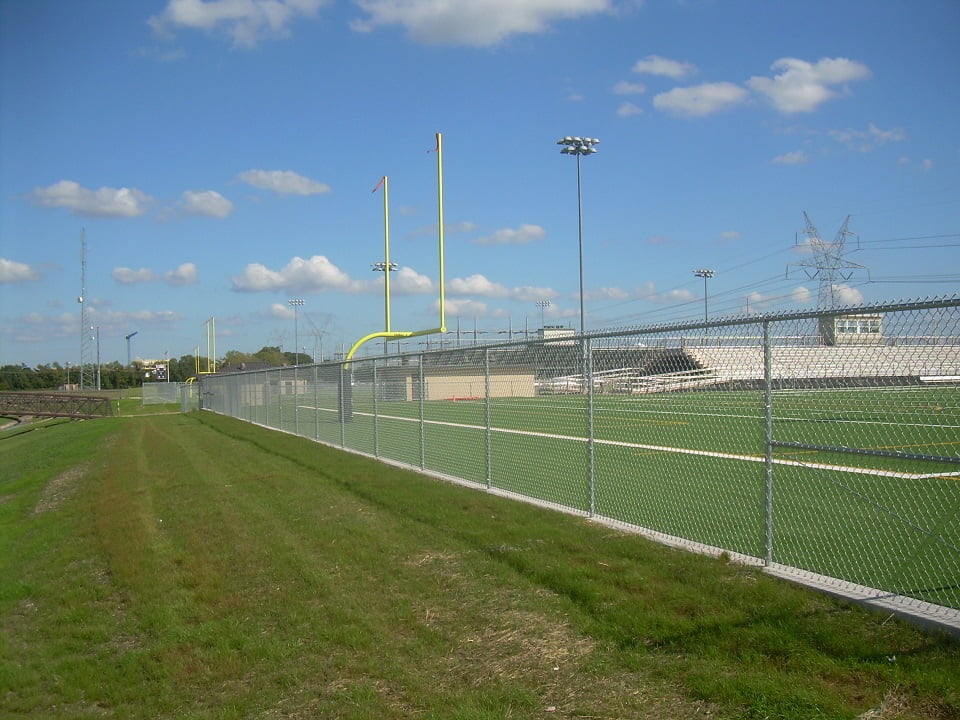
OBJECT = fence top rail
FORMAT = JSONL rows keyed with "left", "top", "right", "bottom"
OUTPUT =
{"left": 585, "top": 295, "right": 960, "bottom": 342}
{"left": 197, "top": 296, "right": 960, "bottom": 380}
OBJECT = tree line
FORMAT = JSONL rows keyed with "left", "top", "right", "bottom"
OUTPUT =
{"left": 0, "top": 347, "right": 311, "bottom": 392}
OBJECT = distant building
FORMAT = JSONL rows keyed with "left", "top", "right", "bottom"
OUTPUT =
{"left": 539, "top": 325, "right": 576, "bottom": 345}
{"left": 819, "top": 314, "right": 883, "bottom": 346}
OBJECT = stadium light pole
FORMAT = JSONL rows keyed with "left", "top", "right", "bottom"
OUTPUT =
{"left": 372, "top": 261, "right": 398, "bottom": 355}
{"left": 288, "top": 298, "right": 305, "bottom": 436}
{"left": 693, "top": 269, "right": 715, "bottom": 322}
{"left": 125, "top": 330, "right": 138, "bottom": 366}
{"left": 536, "top": 300, "right": 551, "bottom": 333}
{"left": 288, "top": 299, "right": 305, "bottom": 364}
{"left": 557, "top": 136, "right": 599, "bottom": 339}
{"left": 94, "top": 326, "right": 101, "bottom": 391}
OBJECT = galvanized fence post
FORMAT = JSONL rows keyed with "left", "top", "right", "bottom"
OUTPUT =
{"left": 485, "top": 348, "right": 492, "bottom": 489}
{"left": 587, "top": 336, "right": 595, "bottom": 517}
{"left": 314, "top": 363, "right": 320, "bottom": 441}
{"left": 276, "top": 367, "right": 282, "bottom": 431}
{"left": 339, "top": 363, "right": 346, "bottom": 449}
{"left": 294, "top": 362, "right": 300, "bottom": 436}
{"left": 373, "top": 361, "right": 380, "bottom": 458}
{"left": 763, "top": 320, "right": 774, "bottom": 566}
{"left": 419, "top": 355, "right": 426, "bottom": 471}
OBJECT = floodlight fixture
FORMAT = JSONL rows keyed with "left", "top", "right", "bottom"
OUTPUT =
{"left": 557, "top": 134, "right": 599, "bottom": 340}
{"left": 693, "top": 269, "right": 715, "bottom": 322}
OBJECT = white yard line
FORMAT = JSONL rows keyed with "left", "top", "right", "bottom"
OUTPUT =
{"left": 303, "top": 405, "right": 960, "bottom": 481}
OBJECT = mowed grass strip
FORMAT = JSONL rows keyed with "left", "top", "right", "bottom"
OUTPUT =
{"left": 0, "top": 413, "right": 957, "bottom": 719}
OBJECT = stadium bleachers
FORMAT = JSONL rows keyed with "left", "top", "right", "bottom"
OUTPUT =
{"left": 686, "top": 345, "right": 960, "bottom": 383}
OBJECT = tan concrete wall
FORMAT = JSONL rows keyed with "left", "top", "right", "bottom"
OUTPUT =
{"left": 382, "top": 367, "right": 535, "bottom": 401}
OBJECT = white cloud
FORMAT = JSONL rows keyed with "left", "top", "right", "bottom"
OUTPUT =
{"left": 744, "top": 291, "right": 768, "bottom": 314}
{"left": 238, "top": 169, "right": 330, "bottom": 196}
{"left": 748, "top": 57, "right": 871, "bottom": 114}
{"left": 31, "top": 180, "right": 152, "bottom": 218}
{"left": 232, "top": 255, "right": 359, "bottom": 293}
{"left": 472, "top": 224, "right": 546, "bottom": 246}
{"left": 791, "top": 286, "right": 812, "bottom": 304}
{"left": 149, "top": 0, "right": 330, "bottom": 48}
{"left": 773, "top": 150, "right": 809, "bottom": 165}
{"left": 921, "top": 158, "right": 934, "bottom": 172}
{"left": 180, "top": 189, "right": 234, "bottom": 217}
{"left": 448, "top": 274, "right": 559, "bottom": 303}
{"left": 268, "top": 302, "right": 295, "bottom": 320}
{"left": 112, "top": 267, "right": 157, "bottom": 284}
{"left": 653, "top": 82, "right": 748, "bottom": 117}
{"left": 632, "top": 55, "right": 696, "bottom": 79}
{"left": 612, "top": 80, "right": 646, "bottom": 95}
{"left": 0, "top": 258, "right": 40, "bottom": 283}
{"left": 509, "top": 285, "right": 558, "bottom": 303}
{"left": 443, "top": 298, "right": 489, "bottom": 317}
{"left": 447, "top": 220, "right": 479, "bottom": 234}
{"left": 407, "top": 220, "right": 478, "bottom": 240}
{"left": 391, "top": 266, "right": 434, "bottom": 294}
{"left": 21, "top": 307, "right": 182, "bottom": 339}
{"left": 635, "top": 282, "right": 696, "bottom": 304}
{"left": 586, "top": 286, "right": 630, "bottom": 301}
{"left": 350, "top": 0, "right": 611, "bottom": 46}
{"left": 829, "top": 123, "right": 905, "bottom": 152}
{"left": 165, "top": 262, "right": 198, "bottom": 286}
{"left": 832, "top": 284, "right": 863, "bottom": 305}
{"left": 616, "top": 101, "right": 643, "bottom": 117}
{"left": 450, "top": 274, "right": 509, "bottom": 297}
{"left": 126, "top": 309, "right": 182, "bottom": 326}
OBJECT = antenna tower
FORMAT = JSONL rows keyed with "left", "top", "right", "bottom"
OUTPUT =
{"left": 78, "top": 229, "right": 96, "bottom": 390}
{"left": 791, "top": 212, "right": 868, "bottom": 307}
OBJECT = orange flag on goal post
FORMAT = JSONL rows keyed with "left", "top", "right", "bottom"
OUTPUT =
{"left": 372, "top": 176, "right": 385, "bottom": 193}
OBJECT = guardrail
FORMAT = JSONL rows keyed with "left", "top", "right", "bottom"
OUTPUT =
{"left": 0, "top": 392, "right": 113, "bottom": 419}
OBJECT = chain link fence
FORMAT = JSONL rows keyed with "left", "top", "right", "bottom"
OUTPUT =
{"left": 142, "top": 382, "right": 183, "bottom": 404}
{"left": 199, "top": 298, "right": 960, "bottom": 623}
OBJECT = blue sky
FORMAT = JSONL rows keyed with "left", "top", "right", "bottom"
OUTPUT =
{"left": 2, "top": 0, "right": 958, "bottom": 367}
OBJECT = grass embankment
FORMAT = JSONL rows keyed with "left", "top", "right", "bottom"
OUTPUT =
{"left": 1, "top": 412, "right": 957, "bottom": 719}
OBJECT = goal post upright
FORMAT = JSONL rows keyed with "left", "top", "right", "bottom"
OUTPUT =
{"left": 345, "top": 131, "right": 447, "bottom": 363}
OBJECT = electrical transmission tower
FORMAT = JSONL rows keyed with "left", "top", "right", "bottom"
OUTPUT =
{"left": 78, "top": 229, "right": 96, "bottom": 390}
{"left": 791, "top": 211, "right": 868, "bottom": 308}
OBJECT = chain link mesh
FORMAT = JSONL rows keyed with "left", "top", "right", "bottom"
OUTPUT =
{"left": 200, "top": 298, "right": 960, "bottom": 614}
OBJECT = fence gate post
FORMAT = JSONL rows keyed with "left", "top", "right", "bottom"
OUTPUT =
{"left": 419, "top": 356, "right": 426, "bottom": 470}
{"left": 587, "top": 337, "right": 595, "bottom": 517}
{"left": 338, "top": 365, "right": 346, "bottom": 448}
{"left": 373, "top": 362, "right": 380, "bottom": 458}
{"left": 276, "top": 367, "right": 282, "bottom": 431}
{"left": 763, "top": 320, "right": 774, "bottom": 566}
{"left": 314, "top": 364, "right": 320, "bottom": 441}
{"left": 485, "top": 348, "right": 492, "bottom": 489}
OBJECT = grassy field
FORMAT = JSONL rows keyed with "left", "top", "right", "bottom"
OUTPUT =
{"left": 226, "top": 381, "right": 960, "bottom": 609}
{"left": 2, "top": 411, "right": 959, "bottom": 719}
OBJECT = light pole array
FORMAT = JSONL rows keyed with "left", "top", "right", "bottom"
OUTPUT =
{"left": 288, "top": 299, "right": 305, "bottom": 364}
{"left": 693, "top": 269, "right": 715, "bottom": 322}
{"left": 372, "top": 261, "right": 398, "bottom": 355}
{"left": 94, "top": 326, "right": 101, "bottom": 391}
{"left": 536, "top": 300, "right": 551, "bottom": 332}
{"left": 557, "top": 135, "right": 599, "bottom": 339}
{"left": 125, "top": 330, "right": 138, "bottom": 366}
{"left": 288, "top": 298, "right": 305, "bottom": 436}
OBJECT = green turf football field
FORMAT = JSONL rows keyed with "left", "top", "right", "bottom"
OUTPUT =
{"left": 248, "top": 383, "right": 960, "bottom": 609}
